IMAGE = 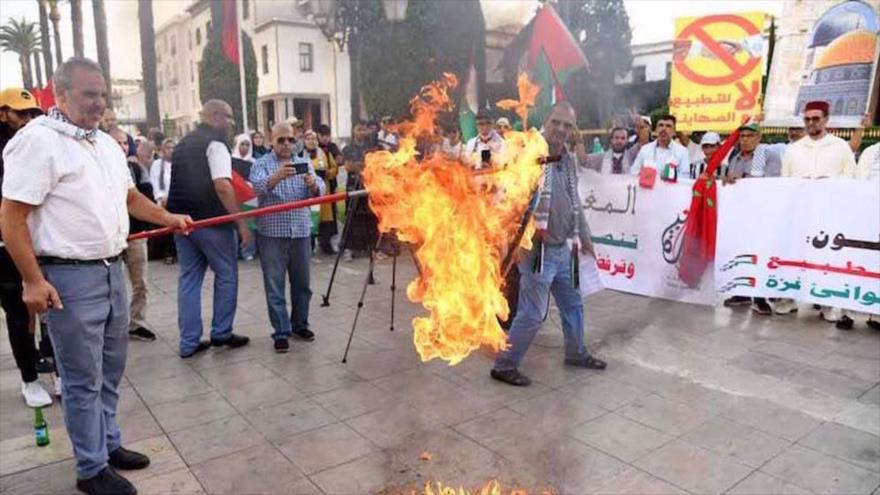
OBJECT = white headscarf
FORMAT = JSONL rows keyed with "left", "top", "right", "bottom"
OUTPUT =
{"left": 232, "top": 133, "right": 253, "bottom": 162}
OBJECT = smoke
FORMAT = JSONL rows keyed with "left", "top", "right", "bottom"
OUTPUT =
{"left": 480, "top": 0, "right": 539, "bottom": 29}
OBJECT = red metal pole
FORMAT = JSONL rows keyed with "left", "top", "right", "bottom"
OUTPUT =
{"left": 128, "top": 190, "right": 367, "bottom": 241}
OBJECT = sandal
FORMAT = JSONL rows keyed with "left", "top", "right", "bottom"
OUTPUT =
{"left": 565, "top": 356, "right": 607, "bottom": 370}
{"left": 490, "top": 368, "right": 531, "bottom": 387}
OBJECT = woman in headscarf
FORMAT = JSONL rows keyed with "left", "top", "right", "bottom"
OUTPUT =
{"left": 303, "top": 129, "right": 338, "bottom": 254}
{"left": 232, "top": 133, "right": 259, "bottom": 260}
{"left": 251, "top": 131, "right": 270, "bottom": 159}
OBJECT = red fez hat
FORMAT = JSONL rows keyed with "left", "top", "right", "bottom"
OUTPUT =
{"left": 804, "top": 100, "right": 830, "bottom": 114}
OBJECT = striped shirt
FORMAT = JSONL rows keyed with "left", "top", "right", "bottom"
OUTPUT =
{"left": 249, "top": 151, "right": 325, "bottom": 239}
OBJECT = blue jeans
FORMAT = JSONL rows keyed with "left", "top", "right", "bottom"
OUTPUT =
{"left": 494, "top": 244, "right": 589, "bottom": 371}
{"left": 174, "top": 227, "right": 238, "bottom": 355}
{"left": 43, "top": 261, "right": 128, "bottom": 479}
{"left": 257, "top": 235, "right": 312, "bottom": 340}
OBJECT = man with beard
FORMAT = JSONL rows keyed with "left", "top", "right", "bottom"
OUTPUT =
{"left": 491, "top": 101, "right": 607, "bottom": 387}
{"left": 629, "top": 114, "right": 690, "bottom": 177}
{"left": 579, "top": 127, "right": 637, "bottom": 174}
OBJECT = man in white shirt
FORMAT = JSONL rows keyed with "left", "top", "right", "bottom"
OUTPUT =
{"left": 630, "top": 114, "right": 690, "bottom": 177}
{"left": 377, "top": 116, "right": 399, "bottom": 151}
{"left": 464, "top": 112, "right": 505, "bottom": 170}
{"left": 856, "top": 141, "right": 880, "bottom": 182}
{"left": 676, "top": 131, "right": 705, "bottom": 165}
{"left": 579, "top": 127, "right": 638, "bottom": 174}
{"left": 0, "top": 58, "right": 192, "bottom": 495}
{"left": 776, "top": 101, "right": 857, "bottom": 327}
{"left": 150, "top": 138, "right": 175, "bottom": 206}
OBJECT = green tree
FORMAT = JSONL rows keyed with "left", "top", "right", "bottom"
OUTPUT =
{"left": 198, "top": 32, "right": 258, "bottom": 133}
{"left": 0, "top": 18, "right": 42, "bottom": 89}
{"left": 560, "top": 0, "right": 633, "bottom": 126}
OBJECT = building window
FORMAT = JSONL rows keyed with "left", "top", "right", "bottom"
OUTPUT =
{"left": 665, "top": 62, "right": 672, "bottom": 80}
{"left": 195, "top": 28, "right": 201, "bottom": 46}
{"left": 299, "top": 43, "right": 313, "bottom": 72}
{"left": 632, "top": 65, "right": 646, "bottom": 83}
{"left": 261, "top": 45, "right": 269, "bottom": 74}
{"left": 170, "top": 35, "right": 176, "bottom": 56}
{"left": 243, "top": 0, "right": 249, "bottom": 20}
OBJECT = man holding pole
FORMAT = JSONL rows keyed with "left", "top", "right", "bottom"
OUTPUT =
{"left": 167, "top": 100, "right": 252, "bottom": 358}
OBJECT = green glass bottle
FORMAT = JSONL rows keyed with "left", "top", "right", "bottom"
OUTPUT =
{"left": 34, "top": 407, "right": 49, "bottom": 447}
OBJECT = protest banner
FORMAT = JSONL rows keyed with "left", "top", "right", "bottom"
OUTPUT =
{"left": 716, "top": 178, "right": 880, "bottom": 315}
{"left": 579, "top": 170, "right": 715, "bottom": 305}
{"left": 670, "top": 12, "right": 767, "bottom": 132}
{"left": 763, "top": 0, "right": 880, "bottom": 128}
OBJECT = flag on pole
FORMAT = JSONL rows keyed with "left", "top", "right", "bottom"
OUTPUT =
{"left": 459, "top": 54, "right": 479, "bottom": 141}
{"left": 221, "top": 0, "right": 239, "bottom": 65}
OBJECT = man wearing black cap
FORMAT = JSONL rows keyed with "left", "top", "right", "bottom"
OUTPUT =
{"left": 464, "top": 112, "right": 505, "bottom": 170}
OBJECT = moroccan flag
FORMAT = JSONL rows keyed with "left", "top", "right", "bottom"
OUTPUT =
{"left": 677, "top": 129, "right": 741, "bottom": 287}
{"left": 31, "top": 80, "right": 55, "bottom": 111}
{"left": 211, "top": 0, "right": 239, "bottom": 64}
{"left": 459, "top": 55, "right": 478, "bottom": 141}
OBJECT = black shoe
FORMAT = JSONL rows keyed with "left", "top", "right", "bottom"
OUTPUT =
{"left": 751, "top": 299, "right": 773, "bottom": 315}
{"left": 868, "top": 319, "right": 880, "bottom": 331}
{"left": 565, "top": 356, "right": 608, "bottom": 370}
{"left": 180, "top": 341, "right": 210, "bottom": 359}
{"left": 35, "top": 357, "right": 55, "bottom": 374}
{"left": 211, "top": 333, "right": 250, "bottom": 348}
{"left": 723, "top": 296, "right": 751, "bottom": 308}
{"left": 490, "top": 368, "right": 531, "bottom": 387}
{"left": 128, "top": 327, "right": 157, "bottom": 342}
{"left": 292, "top": 328, "right": 315, "bottom": 342}
{"left": 76, "top": 467, "right": 136, "bottom": 495}
{"left": 836, "top": 315, "right": 855, "bottom": 331}
{"left": 108, "top": 446, "right": 150, "bottom": 470}
{"left": 274, "top": 338, "right": 290, "bottom": 353}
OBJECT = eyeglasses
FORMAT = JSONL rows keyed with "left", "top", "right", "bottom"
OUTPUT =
{"left": 803, "top": 116, "right": 823, "bottom": 124}
{"left": 275, "top": 137, "right": 295, "bottom": 144}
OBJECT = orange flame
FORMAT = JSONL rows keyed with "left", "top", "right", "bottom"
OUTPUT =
{"left": 363, "top": 73, "right": 546, "bottom": 365}
{"left": 410, "top": 480, "right": 554, "bottom": 495}
{"left": 496, "top": 73, "right": 540, "bottom": 129}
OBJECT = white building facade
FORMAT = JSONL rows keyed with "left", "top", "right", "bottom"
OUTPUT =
{"left": 154, "top": 0, "right": 352, "bottom": 139}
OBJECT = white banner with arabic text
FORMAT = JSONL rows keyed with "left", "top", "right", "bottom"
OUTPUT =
{"left": 716, "top": 179, "right": 880, "bottom": 314}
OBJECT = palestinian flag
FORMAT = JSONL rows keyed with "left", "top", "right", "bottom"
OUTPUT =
{"left": 459, "top": 55, "right": 479, "bottom": 141}
{"left": 211, "top": 0, "right": 239, "bottom": 64}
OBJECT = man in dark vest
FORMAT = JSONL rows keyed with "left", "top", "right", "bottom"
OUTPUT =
{"left": 167, "top": 100, "right": 251, "bottom": 358}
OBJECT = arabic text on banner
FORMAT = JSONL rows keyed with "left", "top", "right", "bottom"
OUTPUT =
{"left": 716, "top": 179, "right": 880, "bottom": 315}
{"left": 670, "top": 12, "right": 766, "bottom": 132}
{"left": 579, "top": 170, "right": 715, "bottom": 305}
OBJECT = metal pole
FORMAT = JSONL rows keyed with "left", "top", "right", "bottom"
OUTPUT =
{"left": 236, "top": 0, "right": 249, "bottom": 131}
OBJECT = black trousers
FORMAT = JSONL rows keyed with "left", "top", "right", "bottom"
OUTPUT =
{"left": 0, "top": 247, "right": 38, "bottom": 383}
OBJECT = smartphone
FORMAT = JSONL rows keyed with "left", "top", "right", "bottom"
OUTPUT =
{"left": 481, "top": 149, "right": 492, "bottom": 164}
{"left": 293, "top": 161, "right": 309, "bottom": 175}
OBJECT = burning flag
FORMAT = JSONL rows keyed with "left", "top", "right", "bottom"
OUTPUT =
{"left": 363, "top": 74, "right": 547, "bottom": 365}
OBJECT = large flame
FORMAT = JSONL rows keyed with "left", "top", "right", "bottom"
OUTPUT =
{"left": 410, "top": 480, "right": 553, "bottom": 495}
{"left": 363, "top": 73, "right": 547, "bottom": 365}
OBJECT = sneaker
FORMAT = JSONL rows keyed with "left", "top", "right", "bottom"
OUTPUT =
{"left": 835, "top": 315, "right": 855, "bottom": 330}
{"left": 129, "top": 327, "right": 157, "bottom": 342}
{"left": 274, "top": 338, "right": 290, "bottom": 353}
{"left": 53, "top": 376, "right": 62, "bottom": 397}
{"left": 773, "top": 299, "right": 798, "bottom": 315}
{"left": 821, "top": 307, "right": 843, "bottom": 323}
{"left": 108, "top": 446, "right": 150, "bottom": 470}
{"left": 723, "top": 296, "right": 751, "bottom": 308}
{"left": 292, "top": 328, "right": 315, "bottom": 342}
{"left": 867, "top": 319, "right": 880, "bottom": 331}
{"left": 76, "top": 467, "right": 136, "bottom": 495}
{"left": 210, "top": 333, "right": 250, "bottom": 349}
{"left": 490, "top": 368, "right": 531, "bottom": 387}
{"left": 35, "top": 357, "right": 55, "bottom": 374}
{"left": 751, "top": 299, "right": 773, "bottom": 315}
{"left": 21, "top": 381, "right": 52, "bottom": 408}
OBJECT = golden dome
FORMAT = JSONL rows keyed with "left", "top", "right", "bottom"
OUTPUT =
{"left": 815, "top": 30, "right": 878, "bottom": 69}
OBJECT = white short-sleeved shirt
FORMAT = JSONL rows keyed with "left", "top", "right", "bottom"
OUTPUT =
{"left": 629, "top": 140, "right": 691, "bottom": 175}
{"left": 207, "top": 141, "right": 232, "bottom": 180}
{"left": 2, "top": 116, "right": 134, "bottom": 259}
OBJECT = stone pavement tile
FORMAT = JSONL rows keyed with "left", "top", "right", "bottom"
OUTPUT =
{"left": 680, "top": 416, "right": 791, "bottom": 469}
{"left": 125, "top": 354, "right": 194, "bottom": 387}
{"left": 197, "top": 360, "right": 278, "bottom": 389}
{"left": 311, "top": 381, "right": 396, "bottom": 420}
{"left": 789, "top": 366, "right": 876, "bottom": 400}
{"left": 722, "top": 396, "right": 823, "bottom": 442}
{"left": 115, "top": 435, "right": 186, "bottom": 483}
{"left": 0, "top": 458, "right": 78, "bottom": 494}
{"left": 135, "top": 467, "right": 206, "bottom": 495}
{"left": 190, "top": 444, "right": 306, "bottom": 495}
{"left": 134, "top": 372, "right": 213, "bottom": 406}
{"left": 507, "top": 389, "right": 606, "bottom": 434}
{"left": 246, "top": 398, "right": 338, "bottom": 446}
{"left": 217, "top": 376, "right": 305, "bottom": 412}
{"left": 0, "top": 425, "right": 73, "bottom": 477}
{"left": 150, "top": 391, "right": 237, "bottom": 433}
{"left": 634, "top": 440, "right": 753, "bottom": 495}
{"left": 168, "top": 415, "right": 265, "bottom": 466}
{"left": 751, "top": 340, "right": 832, "bottom": 366}
{"left": 517, "top": 349, "right": 598, "bottom": 389}
{"left": 186, "top": 343, "right": 269, "bottom": 371}
{"left": 610, "top": 363, "right": 693, "bottom": 395}
{"left": 117, "top": 406, "right": 163, "bottom": 445}
{"left": 725, "top": 471, "right": 813, "bottom": 495}
{"left": 569, "top": 412, "right": 673, "bottom": 463}
{"left": 655, "top": 380, "right": 748, "bottom": 416}
{"left": 117, "top": 385, "right": 148, "bottom": 414}
{"left": 591, "top": 466, "right": 688, "bottom": 495}
{"left": 258, "top": 345, "right": 334, "bottom": 375}
{"left": 277, "top": 422, "right": 377, "bottom": 475}
{"left": 345, "top": 403, "right": 444, "bottom": 449}
{"left": 452, "top": 408, "right": 529, "bottom": 450}
{"left": 815, "top": 352, "right": 880, "bottom": 383}
{"left": 556, "top": 375, "right": 650, "bottom": 411}
{"left": 126, "top": 340, "right": 177, "bottom": 363}
{"left": 729, "top": 351, "right": 804, "bottom": 381}
{"left": 389, "top": 427, "right": 512, "bottom": 484}
{"left": 832, "top": 402, "right": 880, "bottom": 438}
{"left": 860, "top": 385, "right": 880, "bottom": 406}
{"left": 798, "top": 422, "right": 880, "bottom": 473}
{"left": 836, "top": 341, "right": 880, "bottom": 361}
{"left": 762, "top": 444, "right": 880, "bottom": 495}
{"left": 281, "top": 362, "right": 365, "bottom": 396}
{"left": 309, "top": 451, "right": 417, "bottom": 495}
{"left": 343, "top": 349, "right": 421, "bottom": 381}
{"left": 617, "top": 393, "right": 712, "bottom": 436}
{"left": 429, "top": 358, "right": 554, "bottom": 408}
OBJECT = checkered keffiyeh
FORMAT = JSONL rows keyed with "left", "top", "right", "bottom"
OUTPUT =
{"left": 48, "top": 107, "right": 98, "bottom": 142}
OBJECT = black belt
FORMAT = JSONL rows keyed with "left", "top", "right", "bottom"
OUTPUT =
{"left": 38, "top": 255, "right": 121, "bottom": 266}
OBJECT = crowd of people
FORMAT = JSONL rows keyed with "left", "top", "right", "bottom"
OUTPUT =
{"left": 0, "top": 55, "right": 878, "bottom": 493}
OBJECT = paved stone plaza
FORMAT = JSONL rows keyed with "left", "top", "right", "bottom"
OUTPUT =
{"left": 1, "top": 255, "right": 878, "bottom": 494}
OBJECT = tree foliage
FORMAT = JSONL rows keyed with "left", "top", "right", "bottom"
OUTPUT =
{"left": 0, "top": 18, "right": 41, "bottom": 89}
{"left": 198, "top": 31, "right": 258, "bottom": 133}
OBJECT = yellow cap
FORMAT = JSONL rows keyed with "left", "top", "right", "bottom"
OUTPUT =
{"left": 0, "top": 88, "right": 41, "bottom": 111}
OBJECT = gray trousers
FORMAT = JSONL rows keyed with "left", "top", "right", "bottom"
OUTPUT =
{"left": 43, "top": 261, "right": 128, "bottom": 479}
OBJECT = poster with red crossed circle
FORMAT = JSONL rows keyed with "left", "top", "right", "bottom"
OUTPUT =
{"left": 670, "top": 13, "right": 767, "bottom": 132}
